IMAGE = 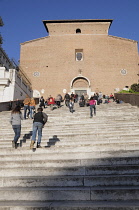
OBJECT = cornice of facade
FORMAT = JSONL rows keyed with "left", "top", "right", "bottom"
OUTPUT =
{"left": 109, "top": 35, "right": 138, "bottom": 43}
{"left": 20, "top": 36, "right": 48, "bottom": 45}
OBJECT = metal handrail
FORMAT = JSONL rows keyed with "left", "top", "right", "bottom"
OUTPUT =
{"left": 18, "top": 65, "right": 32, "bottom": 87}
{"left": 11, "top": 58, "right": 32, "bottom": 88}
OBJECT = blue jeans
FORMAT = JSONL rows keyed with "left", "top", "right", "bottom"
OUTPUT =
{"left": 69, "top": 106, "right": 73, "bottom": 113}
{"left": 12, "top": 125, "right": 21, "bottom": 143}
{"left": 31, "top": 122, "right": 43, "bottom": 144}
{"left": 24, "top": 105, "right": 30, "bottom": 119}
{"left": 90, "top": 105, "right": 96, "bottom": 117}
{"left": 30, "top": 106, "right": 35, "bottom": 119}
{"left": 65, "top": 100, "right": 69, "bottom": 107}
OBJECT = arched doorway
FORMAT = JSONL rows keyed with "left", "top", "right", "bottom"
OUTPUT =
{"left": 70, "top": 76, "right": 91, "bottom": 97}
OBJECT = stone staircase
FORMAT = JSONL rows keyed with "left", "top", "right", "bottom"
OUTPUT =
{"left": 1, "top": 101, "right": 139, "bottom": 209}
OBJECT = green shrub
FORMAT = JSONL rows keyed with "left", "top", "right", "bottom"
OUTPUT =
{"left": 119, "top": 90, "right": 139, "bottom": 94}
{"left": 130, "top": 83, "right": 139, "bottom": 92}
{"left": 118, "top": 90, "right": 130, "bottom": 93}
{"left": 118, "top": 85, "right": 139, "bottom": 94}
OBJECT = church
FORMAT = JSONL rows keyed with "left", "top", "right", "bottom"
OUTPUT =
{"left": 19, "top": 19, "right": 139, "bottom": 99}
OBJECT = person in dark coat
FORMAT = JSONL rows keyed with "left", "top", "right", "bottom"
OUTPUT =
{"left": 64, "top": 93, "right": 70, "bottom": 107}
{"left": 30, "top": 107, "right": 48, "bottom": 149}
{"left": 39, "top": 96, "right": 45, "bottom": 108}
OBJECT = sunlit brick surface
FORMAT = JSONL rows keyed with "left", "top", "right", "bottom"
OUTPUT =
{"left": 20, "top": 20, "right": 139, "bottom": 99}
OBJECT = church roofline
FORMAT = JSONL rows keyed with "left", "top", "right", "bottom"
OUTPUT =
{"left": 20, "top": 36, "right": 48, "bottom": 45}
{"left": 42, "top": 19, "right": 113, "bottom": 33}
{"left": 109, "top": 35, "right": 138, "bottom": 43}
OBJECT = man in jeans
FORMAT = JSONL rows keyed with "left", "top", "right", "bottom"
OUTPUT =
{"left": 30, "top": 107, "right": 48, "bottom": 149}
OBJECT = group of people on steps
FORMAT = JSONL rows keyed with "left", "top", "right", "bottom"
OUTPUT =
{"left": 9, "top": 92, "right": 114, "bottom": 149}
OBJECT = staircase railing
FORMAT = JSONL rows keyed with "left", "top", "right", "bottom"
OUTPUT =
{"left": 11, "top": 58, "right": 32, "bottom": 88}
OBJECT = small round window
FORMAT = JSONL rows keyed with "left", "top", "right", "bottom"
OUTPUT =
{"left": 120, "top": 69, "right": 127, "bottom": 75}
{"left": 33, "top": 72, "right": 40, "bottom": 77}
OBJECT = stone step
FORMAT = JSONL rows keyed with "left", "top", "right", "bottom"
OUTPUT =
{"left": 0, "top": 200, "right": 139, "bottom": 209}
{"left": 0, "top": 135, "right": 134, "bottom": 142}
{"left": 2, "top": 129, "right": 139, "bottom": 137}
{"left": 2, "top": 124, "right": 139, "bottom": 131}
{"left": 7, "top": 115, "right": 124, "bottom": 121}
{"left": 0, "top": 164, "right": 139, "bottom": 177}
{"left": 0, "top": 149, "right": 138, "bottom": 160}
{"left": 1, "top": 128, "right": 139, "bottom": 139}
{"left": 2, "top": 141, "right": 139, "bottom": 153}
{"left": 0, "top": 142, "right": 139, "bottom": 153}
{"left": 26, "top": 120, "right": 138, "bottom": 126}
{"left": 3, "top": 122, "right": 139, "bottom": 128}
{"left": 85, "top": 174, "right": 139, "bottom": 187}
{"left": 2, "top": 137, "right": 139, "bottom": 148}
{"left": 0, "top": 130, "right": 137, "bottom": 137}
{"left": 1, "top": 134, "right": 139, "bottom": 142}
{"left": 1, "top": 174, "right": 139, "bottom": 187}
{"left": 0, "top": 186, "right": 139, "bottom": 201}
{"left": 2, "top": 142, "right": 139, "bottom": 152}
{"left": 45, "top": 138, "right": 139, "bottom": 147}
{"left": 1, "top": 156, "right": 139, "bottom": 168}
{"left": 0, "top": 186, "right": 91, "bottom": 201}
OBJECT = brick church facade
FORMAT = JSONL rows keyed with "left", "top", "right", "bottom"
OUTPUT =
{"left": 20, "top": 19, "right": 139, "bottom": 99}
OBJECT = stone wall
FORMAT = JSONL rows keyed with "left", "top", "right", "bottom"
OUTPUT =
{"left": 0, "top": 100, "right": 22, "bottom": 112}
{"left": 114, "top": 93, "right": 139, "bottom": 106}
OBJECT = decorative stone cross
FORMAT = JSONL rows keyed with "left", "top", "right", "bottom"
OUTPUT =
{"left": 78, "top": 69, "right": 82, "bottom": 75}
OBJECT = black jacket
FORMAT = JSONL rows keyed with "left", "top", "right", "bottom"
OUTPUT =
{"left": 33, "top": 112, "right": 48, "bottom": 125}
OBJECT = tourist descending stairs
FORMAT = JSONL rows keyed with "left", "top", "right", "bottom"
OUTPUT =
{"left": 0, "top": 101, "right": 139, "bottom": 209}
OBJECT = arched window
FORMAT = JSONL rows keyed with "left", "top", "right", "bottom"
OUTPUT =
{"left": 76, "top": 28, "right": 81, "bottom": 33}
{"left": 76, "top": 52, "right": 83, "bottom": 61}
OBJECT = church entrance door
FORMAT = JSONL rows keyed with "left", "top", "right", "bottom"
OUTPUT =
{"left": 71, "top": 77, "right": 90, "bottom": 96}
{"left": 75, "top": 90, "right": 87, "bottom": 97}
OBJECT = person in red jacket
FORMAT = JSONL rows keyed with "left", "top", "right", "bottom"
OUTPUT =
{"left": 48, "top": 95, "right": 55, "bottom": 110}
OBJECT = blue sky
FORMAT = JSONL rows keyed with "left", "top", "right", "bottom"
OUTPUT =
{"left": 0, "top": 0, "right": 139, "bottom": 62}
